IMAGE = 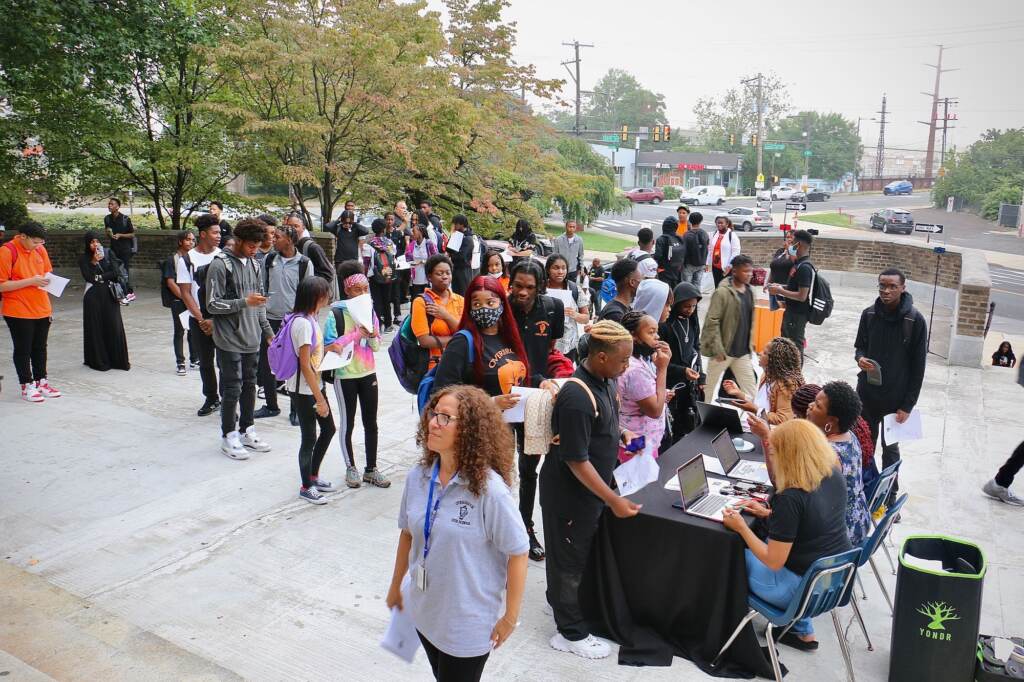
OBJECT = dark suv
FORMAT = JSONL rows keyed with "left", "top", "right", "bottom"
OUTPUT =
{"left": 869, "top": 209, "right": 914, "bottom": 235}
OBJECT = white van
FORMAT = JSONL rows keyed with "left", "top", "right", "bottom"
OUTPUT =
{"left": 679, "top": 185, "right": 726, "bottom": 206}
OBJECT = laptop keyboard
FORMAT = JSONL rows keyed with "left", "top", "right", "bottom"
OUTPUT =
{"left": 691, "top": 494, "right": 729, "bottom": 517}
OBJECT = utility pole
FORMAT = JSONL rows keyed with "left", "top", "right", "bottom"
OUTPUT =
{"left": 742, "top": 74, "right": 765, "bottom": 184}
{"left": 939, "top": 96, "right": 959, "bottom": 170}
{"left": 920, "top": 45, "right": 957, "bottom": 182}
{"left": 855, "top": 116, "right": 876, "bottom": 192}
{"left": 875, "top": 94, "right": 888, "bottom": 178}
{"left": 561, "top": 40, "right": 594, "bottom": 137}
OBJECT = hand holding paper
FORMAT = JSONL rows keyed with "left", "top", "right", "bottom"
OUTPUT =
{"left": 613, "top": 443, "right": 659, "bottom": 497}
{"left": 883, "top": 410, "right": 923, "bottom": 444}
{"left": 41, "top": 272, "right": 70, "bottom": 297}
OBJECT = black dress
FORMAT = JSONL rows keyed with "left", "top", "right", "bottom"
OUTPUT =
{"left": 79, "top": 255, "right": 131, "bottom": 371}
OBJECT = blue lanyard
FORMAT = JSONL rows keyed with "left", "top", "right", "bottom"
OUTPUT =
{"left": 422, "top": 460, "right": 454, "bottom": 563}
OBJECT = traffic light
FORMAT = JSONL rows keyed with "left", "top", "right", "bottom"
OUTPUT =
{"left": 653, "top": 126, "right": 661, "bottom": 142}
{"left": 751, "top": 133, "right": 758, "bottom": 147}
{"left": 620, "top": 125, "right": 628, "bottom": 142}
{"left": 729, "top": 133, "right": 735, "bottom": 145}
{"left": 663, "top": 125, "right": 671, "bottom": 141}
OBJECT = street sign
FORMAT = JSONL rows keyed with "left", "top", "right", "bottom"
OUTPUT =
{"left": 946, "top": 196, "right": 954, "bottom": 213}
{"left": 602, "top": 134, "right": 618, "bottom": 143}
{"left": 755, "top": 181, "right": 765, "bottom": 189}
{"left": 914, "top": 223, "right": 944, "bottom": 234}
{"left": 764, "top": 143, "right": 785, "bottom": 151}
{"left": 803, "top": 149, "right": 813, "bottom": 157}
{"left": 756, "top": 173, "right": 765, "bottom": 183}
{"left": 786, "top": 202, "right": 806, "bottom": 211}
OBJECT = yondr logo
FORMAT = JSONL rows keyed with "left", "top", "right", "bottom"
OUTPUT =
{"left": 917, "top": 601, "right": 960, "bottom": 642}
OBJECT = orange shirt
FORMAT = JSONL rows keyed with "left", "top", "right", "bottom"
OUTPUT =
{"left": 0, "top": 241, "right": 53, "bottom": 319}
{"left": 712, "top": 235, "right": 723, "bottom": 269}
{"left": 411, "top": 289, "right": 465, "bottom": 366}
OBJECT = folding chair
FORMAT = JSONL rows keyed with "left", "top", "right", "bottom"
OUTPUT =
{"left": 863, "top": 460, "right": 902, "bottom": 575}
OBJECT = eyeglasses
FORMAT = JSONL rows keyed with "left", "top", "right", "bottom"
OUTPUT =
{"left": 426, "top": 409, "right": 457, "bottom": 427}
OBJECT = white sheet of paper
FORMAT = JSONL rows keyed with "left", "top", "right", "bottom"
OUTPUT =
{"left": 883, "top": 410, "right": 923, "bottom": 444}
{"left": 318, "top": 346, "right": 353, "bottom": 372}
{"left": 380, "top": 578, "right": 419, "bottom": 663}
{"left": 395, "top": 255, "right": 411, "bottom": 270}
{"left": 545, "top": 288, "right": 576, "bottom": 310}
{"left": 614, "top": 445, "right": 659, "bottom": 497}
{"left": 501, "top": 251, "right": 513, "bottom": 263}
{"left": 446, "top": 230, "right": 464, "bottom": 251}
{"left": 702, "top": 453, "right": 726, "bottom": 475}
{"left": 178, "top": 308, "right": 192, "bottom": 330}
{"left": 41, "top": 272, "right": 70, "bottom": 297}
{"left": 346, "top": 293, "right": 375, "bottom": 331}
{"left": 502, "top": 386, "right": 543, "bottom": 423}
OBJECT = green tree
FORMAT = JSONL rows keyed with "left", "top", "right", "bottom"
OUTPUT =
{"left": 772, "top": 112, "right": 860, "bottom": 182}
{"left": 933, "top": 128, "right": 1024, "bottom": 219}
{"left": 692, "top": 73, "right": 790, "bottom": 151}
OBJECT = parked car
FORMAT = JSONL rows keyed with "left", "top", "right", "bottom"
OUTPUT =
{"left": 789, "top": 191, "right": 807, "bottom": 203}
{"left": 720, "top": 207, "right": 774, "bottom": 232}
{"left": 883, "top": 180, "right": 913, "bottom": 196}
{"left": 484, "top": 236, "right": 551, "bottom": 265}
{"left": 679, "top": 185, "right": 726, "bottom": 206}
{"left": 770, "top": 185, "right": 797, "bottom": 200}
{"left": 869, "top": 208, "right": 914, "bottom": 234}
{"left": 806, "top": 189, "right": 831, "bottom": 202}
{"left": 625, "top": 187, "right": 665, "bottom": 204}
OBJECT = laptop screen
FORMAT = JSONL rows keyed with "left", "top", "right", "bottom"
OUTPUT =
{"left": 677, "top": 456, "right": 709, "bottom": 509}
{"left": 711, "top": 428, "right": 740, "bottom": 474}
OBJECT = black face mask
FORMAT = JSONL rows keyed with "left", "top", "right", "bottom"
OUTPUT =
{"left": 633, "top": 340, "right": 656, "bottom": 358}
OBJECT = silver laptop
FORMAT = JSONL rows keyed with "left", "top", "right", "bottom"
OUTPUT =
{"left": 676, "top": 455, "right": 736, "bottom": 523}
{"left": 710, "top": 428, "right": 771, "bottom": 485}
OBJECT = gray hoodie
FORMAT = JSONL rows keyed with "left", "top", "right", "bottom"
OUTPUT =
{"left": 206, "top": 250, "right": 273, "bottom": 353}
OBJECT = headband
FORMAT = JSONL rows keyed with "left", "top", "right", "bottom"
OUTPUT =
{"left": 344, "top": 273, "right": 369, "bottom": 290}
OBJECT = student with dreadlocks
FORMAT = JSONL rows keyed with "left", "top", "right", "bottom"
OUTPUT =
{"left": 721, "top": 336, "right": 804, "bottom": 425}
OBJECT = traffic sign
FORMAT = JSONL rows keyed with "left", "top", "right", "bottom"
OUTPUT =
{"left": 946, "top": 196, "right": 954, "bottom": 213}
{"left": 764, "top": 143, "right": 785, "bottom": 151}
{"left": 756, "top": 173, "right": 765, "bottom": 183}
{"left": 803, "top": 149, "right": 813, "bottom": 157}
{"left": 602, "top": 134, "right": 618, "bottom": 143}
{"left": 914, "top": 223, "right": 944, "bottom": 234}
{"left": 755, "top": 181, "right": 765, "bottom": 189}
{"left": 786, "top": 202, "right": 806, "bottom": 211}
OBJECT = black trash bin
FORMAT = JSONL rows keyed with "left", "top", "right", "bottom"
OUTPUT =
{"left": 888, "top": 534, "right": 986, "bottom": 682}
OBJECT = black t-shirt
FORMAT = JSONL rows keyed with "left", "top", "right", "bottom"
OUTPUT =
{"left": 217, "top": 219, "right": 233, "bottom": 250}
{"left": 513, "top": 295, "right": 565, "bottom": 387}
{"left": 587, "top": 264, "right": 606, "bottom": 289}
{"left": 540, "top": 364, "right": 621, "bottom": 517}
{"left": 729, "top": 285, "right": 754, "bottom": 357}
{"left": 768, "top": 468, "right": 853, "bottom": 574}
{"left": 432, "top": 331, "right": 526, "bottom": 397}
{"left": 598, "top": 299, "right": 630, "bottom": 323}
{"left": 334, "top": 223, "right": 369, "bottom": 263}
{"left": 786, "top": 256, "right": 814, "bottom": 313}
{"left": 769, "top": 248, "right": 792, "bottom": 285}
{"left": 447, "top": 228, "right": 476, "bottom": 271}
{"left": 104, "top": 213, "right": 134, "bottom": 254}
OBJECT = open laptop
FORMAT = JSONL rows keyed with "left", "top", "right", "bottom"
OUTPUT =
{"left": 697, "top": 401, "right": 744, "bottom": 435}
{"left": 710, "top": 428, "right": 772, "bottom": 485}
{"left": 675, "top": 455, "right": 739, "bottom": 523}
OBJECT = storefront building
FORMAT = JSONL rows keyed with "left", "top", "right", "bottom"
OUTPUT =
{"left": 634, "top": 152, "right": 743, "bottom": 192}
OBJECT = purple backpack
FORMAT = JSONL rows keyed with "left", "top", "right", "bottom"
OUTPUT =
{"left": 267, "top": 313, "right": 317, "bottom": 382}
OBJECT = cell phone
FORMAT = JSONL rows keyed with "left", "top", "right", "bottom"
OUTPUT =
{"left": 625, "top": 436, "right": 646, "bottom": 453}
{"left": 717, "top": 397, "right": 746, "bottom": 406}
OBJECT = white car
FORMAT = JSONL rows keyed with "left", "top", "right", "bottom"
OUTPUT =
{"left": 755, "top": 186, "right": 797, "bottom": 201}
{"left": 679, "top": 185, "right": 726, "bottom": 206}
{"left": 719, "top": 207, "right": 774, "bottom": 232}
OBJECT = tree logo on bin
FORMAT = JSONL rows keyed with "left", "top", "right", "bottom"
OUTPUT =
{"left": 917, "top": 601, "right": 960, "bottom": 641}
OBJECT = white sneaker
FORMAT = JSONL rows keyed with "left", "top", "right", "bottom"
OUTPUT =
{"left": 221, "top": 431, "right": 249, "bottom": 460}
{"left": 36, "top": 379, "right": 61, "bottom": 398}
{"left": 549, "top": 633, "right": 611, "bottom": 659}
{"left": 21, "top": 383, "right": 44, "bottom": 403}
{"left": 241, "top": 426, "right": 271, "bottom": 452}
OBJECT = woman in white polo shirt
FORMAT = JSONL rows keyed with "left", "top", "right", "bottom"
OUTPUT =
{"left": 387, "top": 385, "right": 529, "bottom": 682}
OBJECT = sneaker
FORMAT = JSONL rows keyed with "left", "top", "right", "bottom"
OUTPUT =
{"left": 300, "top": 487, "right": 327, "bottom": 505}
{"left": 382, "top": 325, "right": 395, "bottom": 334}
{"left": 528, "top": 530, "right": 545, "bottom": 562}
{"left": 253, "top": 406, "right": 280, "bottom": 419}
{"left": 221, "top": 431, "right": 249, "bottom": 460}
{"left": 241, "top": 426, "right": 271, "bottom": 452}
{"left": 345, "top": 466, "right": 362, "bottom": 488}
{"left": 21, "top": 383, "right": 45, "bottom": 403}
{"left": 257, "top": 387, "right": 265, "bottom": 400}
{"left": 549, "top": 633, "right": 610, "bottom": 660}
{"left": 197, "top": 399, "right": 220, "bottom": 417}
{"left": 313, "top": 478, "right": 337, "bottom": 493}
{"left": 176, "top": 364, "right": 187, "bottom": 376}
{"left": 363, "top": 469, "right": 392, "bottom": 488}
{"left": 36, "top": 379, "right": 61, "bottom": 398}
{"left": 983, "top": 478, "right": 1024, "bottom": 506}
{"left": 125, "top": 292, "right": 137, "bottom": 303}
{"left": 189, "top": 360, "right": 201, "bottom": 370}
{"left": 289, "top": 411, "right": 299, "bottom": 427}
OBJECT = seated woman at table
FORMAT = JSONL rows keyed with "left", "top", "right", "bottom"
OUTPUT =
{"left": 805, "top": 381, "right": 872, "bottom": 546}
{"left": 721, "top": 336, "right": 803, "bottom": 425}
{"left": 617, "top": 310, "right": 672, "bottom": 462}
{"left": 791, "top": 383, "right": 879, "bottom": 492}
{"left": 722, "top": 419, "right": 853, "bottom": 651}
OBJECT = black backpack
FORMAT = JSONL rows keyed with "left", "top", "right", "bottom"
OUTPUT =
{"left": 159, "top": 255, "right": 177, "bottom": 308}
{"left": 684, "top": 229, "right": 709, "bottom": 266}
{"left": 370, "top": 242, "right": 397, "bottom": 284}
{"left": 263, "top": 251, "right": 311, "bottom": 294}
{"left": 804, "top": 263, "right": 834, "bottom": 325}
{"left": 194, "top": 253, "right": 244, "bottom": 317}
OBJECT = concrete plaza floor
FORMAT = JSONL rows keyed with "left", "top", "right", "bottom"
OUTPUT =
{"left": 1, "top": 279, "right": 1022, "bottom": 682}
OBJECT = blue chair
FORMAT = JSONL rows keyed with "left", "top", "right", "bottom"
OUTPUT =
{"left": 864, "top": 460, "right": 902, "bottom": 574}
{"left": 851, "top": 494, "right": 909, "bottom": 642}
{"left": 711, "top": 548, "right": 862, "bottom": 682}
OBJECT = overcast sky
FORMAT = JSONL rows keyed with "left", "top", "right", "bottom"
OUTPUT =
{"left": 427, "top": 0, "right": 1024, "bottom": 152}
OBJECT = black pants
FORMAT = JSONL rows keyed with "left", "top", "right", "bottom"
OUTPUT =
{"left": 781, "top": 308, "right": 809, "bottom": 358}
{"left": 258, "top": 318, "right": 282, "bottom": 411}
{"left": 189, "top": 317, "right": 218, "bottom": 402}
{"left": 390, "top": 274, "right": 403, "bottom": 319}
{"left": 170, "top": 300, "right": 197, "bottom": 365}
{"left": 334, "top": 374, "right": 379, "bottom": 471}
{"left": 113, "top": 246, "right": 134, "bottom": 294}
{"left": 712, "top": 266, "right": 726, "bottom": 288}
{"left": 541, "top": 505, "right": 601, "bottom": 641}
{"left": 292, "top": 393, "right": 336, "bottom": 488}
{"left": 589, "top": 287, "right": 602, "bottom": 315}
{"left": 217, "top": 348, "right": 258, "bottom": 437}
{"left": 452, "top": 267, "right": 472, "bottom": 297}
{"left": 996, "top": 441, "right": 1024, "bottom": 488}
{"left": 516, "top": 426, "right": 539, "bottom": 531}
{"left": 4, "top": 315, "right": 50, "bottom": 385}
{"left": 370, "top": 280, "right": 393, "bottom": 328}
{"left": 417, "top": 632, "right": 489, "bottom": 682}
{"left": 861, "top": 399, "right": 902, "bottom": 502}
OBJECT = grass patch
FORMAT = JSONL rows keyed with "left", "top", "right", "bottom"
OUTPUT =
{"left": 543, "top": 223, "right": 632, "bottom": 253}
{"left": 798, "top": 212, "right": 857, "bottom": 228}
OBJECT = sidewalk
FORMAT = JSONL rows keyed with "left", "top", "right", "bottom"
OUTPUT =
{"left": 1, "top": 282, "right": 1022, "bottom": 681}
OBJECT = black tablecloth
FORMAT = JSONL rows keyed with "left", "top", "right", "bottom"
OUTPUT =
{"left": 579, "top": 425, "right": 778, "bottom": 678}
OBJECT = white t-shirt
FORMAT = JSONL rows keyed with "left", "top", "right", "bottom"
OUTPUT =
{"left": 628, "top": 248, "right": 659, "bottom": 279}
{"left": 176, "top": 247, "right": 221, "bottom": 285}
{"left": 289, "top": 316, "right": 323, "bottom": 395}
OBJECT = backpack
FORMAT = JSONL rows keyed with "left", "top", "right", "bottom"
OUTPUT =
{"left": 159, "top": 256, "right": 177, "bottom": 308}
{"left": 600, "top": 275, "right": 617, "bottom": 303}
{"left": 388, "top": 294, "right": 435, "bottom": 394}
{"left": 416, "top": 329, "right": 474, "bottom": 414}
{"left": 684, "top": 229, "right": 709, "bottom": 266}
{"left": 194, "top": 252, "right": 244, "bottom": 317}
{"left": 370, "top": 242, "right": 396, "bottom": 284}
{"left": 263, "top": 251, "right": 311, "bottom": 295}
{"left": 804, "top": 263, "right": 834, "bottom": 325}
{"left": 267, "top": 313, "right": 317, "bottom": 383}
{"left": 864, "top": 309, "right": 915, "bottom": 346}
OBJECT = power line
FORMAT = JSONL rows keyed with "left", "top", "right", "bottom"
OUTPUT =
{"left": 560, "top": 40, "right": 593, "bottom": 137}
{"left": 875, "top": 94, "right": 888, "bottom": 178}
{"left": 919, "top": 45, "right": 957, "bottom": 180}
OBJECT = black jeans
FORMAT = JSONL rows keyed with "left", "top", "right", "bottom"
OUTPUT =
{"left": 589, "top": 287, "right": 603, "bottom": 315}
{"left": 781, "top": 307, "right": 809, "bottom": 358}
{"left": 861, "top": 399, "right": 902, "bottom": 502}
{"left": 370, "top": 280, "right": 393, "bottom": 328}
{"left": 390, "top": 274, "right": 403, "bottom": 319}
{"left": 4, "top": 315, "right": 50, "bottom": 385}
{"left": 170, "top": 300, "right": 197, "bottom": 365}
{"left": 417, "top": 632, "right": 489, "bottom": 682}
{"left": 113, "top": 246, "right": 134, "bottom": 294}
{"left": 292, "top": 393, "right": 336, "bottom": 488}
{"left": 541, "top": 505, "right": 601, "bottom": 641}
{"left": 333, "top": 374, "right": 379, "bottom": 471}
{"left": 189, "top": 317, "right": 218, "bottom": 402}
{"left": 712, "top": 266, "right": 725, "bottom": 288}
{"left": 217, "top": 348, "right": 259, "bottom": 437}
{"left": 258, "top": 318, "right": 282, "bottom": 411}
{"left": 996, "top": 441, "right": 1024, "bottom": 488}
{"left": 515, "top": 425, "right": 539, "bottom": 531}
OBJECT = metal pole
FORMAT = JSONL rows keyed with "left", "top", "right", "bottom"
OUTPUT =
{"left": 574, "top": 42, "right": 581, "bottom": 136}
{"left": 756, "top": 74, "right": 764, "bottom": 183}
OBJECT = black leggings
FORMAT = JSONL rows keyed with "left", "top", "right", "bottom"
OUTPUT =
{"left": 418, "top": 632, "right": 489, "bottom": 682}
{"left": 996, "top": 441, "right": 1024, "bottom": 488}
{"left": 4, "top": 315, "right": 50, "bottom": 385}
{"left": 370, "top": 280, "right": 393, "bottom": 328}
{"left": 170, "top": 300, "right": 197, "bottom": 365}
{"left": 292, "top": 393, "right": 336, "bottom": 488}
{"left": 515, "top": 425, "right": 539, "bottom": 532}
{"left": 334, "top": 374, "right": 379, "bottom": 471}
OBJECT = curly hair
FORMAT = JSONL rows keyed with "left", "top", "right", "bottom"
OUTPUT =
{"left": 764, "top": 337, "right": 804, "bottom": 394}
{"left": 821, "top": 380, "right": 863, "bottom": 434}
{"left": 619, "top": 309, "right": 648, "bottom": 335}
{"left": 417, "top": 385, "right": 516, "bottom": 496}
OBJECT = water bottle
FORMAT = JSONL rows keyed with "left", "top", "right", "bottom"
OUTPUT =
{"left": 96, "top": 244, "right": 105, "bottom": 259}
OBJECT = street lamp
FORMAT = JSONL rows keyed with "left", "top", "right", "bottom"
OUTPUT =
{"left": 854, "top": 117, "right": 877, "bottom": 193}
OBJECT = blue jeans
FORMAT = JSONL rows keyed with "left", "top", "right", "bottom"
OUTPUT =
{"left": 745, "top": 549, "right": 813, "bottom": 635}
